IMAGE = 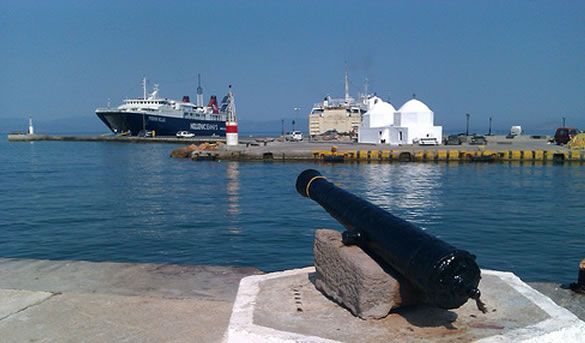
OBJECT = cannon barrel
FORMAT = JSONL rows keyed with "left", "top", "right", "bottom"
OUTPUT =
{"left": 297, "top": 169, "right": 484, "bottom": 310}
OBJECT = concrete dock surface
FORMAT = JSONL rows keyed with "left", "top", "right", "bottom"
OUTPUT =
{"left": 0, "top": 258, "right": 583, "bottom": 342}
{"left": 0, "top": 258, "right": 260, "bottom": 342}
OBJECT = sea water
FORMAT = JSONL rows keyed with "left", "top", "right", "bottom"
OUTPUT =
{"left": 0, "top": 139, "right": 583, "bottom": 283}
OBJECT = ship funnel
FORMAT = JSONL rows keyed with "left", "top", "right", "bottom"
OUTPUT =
{"left": 208, "top": 95, "right": 219, "bottom": 114}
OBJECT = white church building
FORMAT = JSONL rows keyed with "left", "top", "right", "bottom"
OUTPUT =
{"left": 358, "top": 96, "right": 442, "bottom": 145}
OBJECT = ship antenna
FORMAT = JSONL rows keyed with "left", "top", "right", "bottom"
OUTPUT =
{"left": 364, "top": 77, "right": 369, "bottom": 97}
{"left": 196, "top": 73, "right": 203, "bottom": 107}
{"left": 344, "top": 63, "right": 350, "bottom": 103}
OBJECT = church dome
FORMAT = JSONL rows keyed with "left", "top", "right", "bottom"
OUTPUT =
{"left": 398, "top": 98, "right": 431, "bottom": 113}
{"left": 368, "top": 96, "right": 396, "bottom": 115}
{"left": 365, "top": 96, "right": 396, "bottom": 128}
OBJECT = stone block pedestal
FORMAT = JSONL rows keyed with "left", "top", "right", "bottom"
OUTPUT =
{"left": 313, "top": 229, "right": 421, "bottom": 319}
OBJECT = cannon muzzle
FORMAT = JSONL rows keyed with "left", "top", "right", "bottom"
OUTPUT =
{"left": 297, "top": 169, "right": 485, "bottom": 311}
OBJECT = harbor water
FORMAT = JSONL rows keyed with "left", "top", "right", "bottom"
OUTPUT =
{"left": 0, "top": 139, "right": 583, "bottom": 283}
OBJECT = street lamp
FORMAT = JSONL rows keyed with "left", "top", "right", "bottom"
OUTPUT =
{"left": 562, "top": 116, "right": 566, "bottom": 127}
{"left": 488, "top": 117, "right": 492, "bottom": 136}
{"left": 465, "top": 113, "right": 471, "bottom": 136}
{"left": 281, "top": 119, "right": 285, "bottom": 137}
{"left": 293, "top": 107, "right": 300, "bottom": 132}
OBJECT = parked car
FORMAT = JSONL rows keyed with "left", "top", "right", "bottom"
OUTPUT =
{"left": 554, "top": 127, "right": 580, "bottom": 145}
{"left": 176, "top": 131, "right": 195, "bottom": 138}
{"left": 418, "top": 137, "right": 439, "bottom": 146}
{"left": 285, "top": 131, "right": 303, "bottom": 142}
{"left": 138, "top": 130, "right": 155, "bottom": 137}
{"left": 469, "top": 135, "right": 487, "bottom": 145}
{"left": 445, "top": 135, "right": 462, "bottom": 145}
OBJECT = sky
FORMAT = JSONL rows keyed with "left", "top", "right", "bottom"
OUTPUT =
{"left": 1, "top": 0, "right": 584, "bottom": 133}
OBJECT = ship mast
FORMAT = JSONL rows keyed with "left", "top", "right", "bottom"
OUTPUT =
{"left": 364, "top": 77, "right": 369, "bottom": 97}
{"left": 142, "top": 77, "right": 147, "bottom": 100}
{"left": 196, "top": 74, "right": 203, "bottom": 107}
{"left": 344, "top": 64, "right": 350, "bottom": 104}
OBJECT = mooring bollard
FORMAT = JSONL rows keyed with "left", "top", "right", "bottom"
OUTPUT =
{"left": 570, "top": 259, "right": 585, "bottom": 294}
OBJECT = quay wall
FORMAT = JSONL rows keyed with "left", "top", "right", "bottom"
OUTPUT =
{"left": 180, "top": 145, "right": 584, "bottom": 163}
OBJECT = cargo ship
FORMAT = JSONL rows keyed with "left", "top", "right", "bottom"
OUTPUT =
{"left": 96, "top": 76, "right": 230, "bottom": 136}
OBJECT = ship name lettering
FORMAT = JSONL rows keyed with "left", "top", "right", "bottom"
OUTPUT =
{"left": 148, "top": 117, "right": 166, "bottom": 123}
{"left": 190, "top": 123, "right": 219, "bottom": 131}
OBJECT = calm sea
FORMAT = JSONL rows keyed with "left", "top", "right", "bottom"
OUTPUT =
{"left": 1, "top": 139, "right": 583, "bottom": 283}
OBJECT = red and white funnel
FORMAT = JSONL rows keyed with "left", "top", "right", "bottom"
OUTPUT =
{"left": 226, "top": 85, "right": 238, "bottom": 146}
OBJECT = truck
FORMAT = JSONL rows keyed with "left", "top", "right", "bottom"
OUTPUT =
{"left": 554, "top": 127, "right": 580, "bottom": 145}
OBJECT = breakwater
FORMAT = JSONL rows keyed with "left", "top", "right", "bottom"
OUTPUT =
{"left": 7, "top": 133, "right": 226, "bottom": 144}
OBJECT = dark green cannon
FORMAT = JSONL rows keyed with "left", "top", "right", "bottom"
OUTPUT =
{"left": 296, "top": 169, "right": 486, "bottom": 312}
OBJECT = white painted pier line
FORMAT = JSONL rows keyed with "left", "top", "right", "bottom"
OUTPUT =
{"left": 477, "top": 270, "right": 585, "bottom": 342}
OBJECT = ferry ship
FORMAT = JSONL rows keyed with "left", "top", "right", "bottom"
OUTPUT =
{"left": 96, "top": 76, "right": 230, "bottom": 137}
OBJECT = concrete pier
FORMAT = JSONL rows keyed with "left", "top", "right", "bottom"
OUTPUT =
{"left": 0, "top": 258, "right": 583, "bottom": 342}
{"left": 0, "top": 258, "right": 260, "bottom": 342}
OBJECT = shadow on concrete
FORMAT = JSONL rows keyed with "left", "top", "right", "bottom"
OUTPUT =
{"left": 392, "top": 305, "right": 459, "bottom": 330}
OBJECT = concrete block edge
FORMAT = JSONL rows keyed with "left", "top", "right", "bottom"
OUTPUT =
{"left": 479, "top": 269, "right": 585, "bottom": 342}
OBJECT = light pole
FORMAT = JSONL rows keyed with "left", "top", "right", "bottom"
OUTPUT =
{"left": 292, "top": 120, "right": 296, "bottom": 132}
{"left": 281, "top": 119, "right": 285, "bottom": 137}
{"left": 294, "top": 107, "right": 300, "bottom": 132}
{"left": 465, "top": 113, "right": 470, "bottom": 136}
{"left": 562, "top": 116, "right": 566, "bottom": 127}
{"left": 488, "top": 117, "right": 492, "bottom": 136}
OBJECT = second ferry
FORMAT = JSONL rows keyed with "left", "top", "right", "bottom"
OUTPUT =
{"left": 96, "top": 76, "right": 233, "bottom": 137}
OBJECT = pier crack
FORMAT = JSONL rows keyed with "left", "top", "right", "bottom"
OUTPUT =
{"left": 0, "top": 292, "right": 61, "bottom": 322}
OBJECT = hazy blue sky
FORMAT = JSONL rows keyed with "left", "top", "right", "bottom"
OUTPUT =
{"left": 1, "top": 0, "right": 584, "bottom": 133}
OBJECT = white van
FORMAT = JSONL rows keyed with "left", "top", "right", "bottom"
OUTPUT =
{"left": 286, "top": 131, "right": 303, "bottom": 142}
